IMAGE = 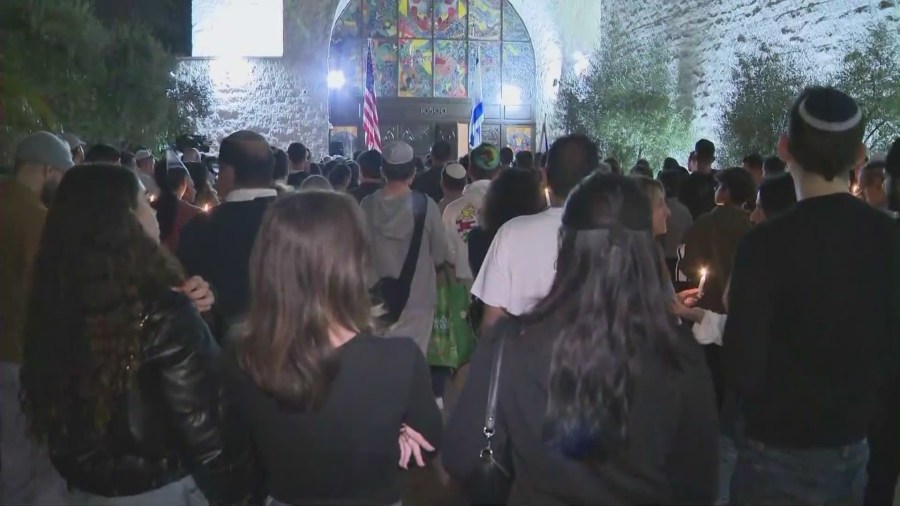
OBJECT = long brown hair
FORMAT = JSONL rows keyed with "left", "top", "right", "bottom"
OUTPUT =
{"left": 238, "top": 191, "right": 372, "bottom": 409}
{"left": 21, "top": 164, "right": 184, "bottom": 439}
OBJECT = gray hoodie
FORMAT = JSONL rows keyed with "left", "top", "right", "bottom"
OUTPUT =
{"left": 361, "top": 189, "right": 450, "bottom": 311}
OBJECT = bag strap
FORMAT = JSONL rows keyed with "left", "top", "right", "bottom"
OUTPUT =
{"left": 484, "top": 334, "right": 506, "bottom": 437}
{"left": 398, "top": 191, "right": 428, "bottom": 290}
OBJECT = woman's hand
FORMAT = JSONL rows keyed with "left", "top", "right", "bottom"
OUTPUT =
{"left": 398, "top": 424, "right": 435, "bottom": 470}
{"left": 178, "top": 276, "right": 215, "bottom": 313}
{"left": 672, "top": 297, "right": 706, "bottom": 324}
{"left": 676, "top": 288, "right": 701, "bottom": 308}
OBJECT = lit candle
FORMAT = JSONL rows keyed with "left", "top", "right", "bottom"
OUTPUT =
{"left": 544, "top": 187, "right": 551, "bottom": 207}
{"left": 698, "top": 267, "right": 709, "bottom": 298}
{"left": 202, "top": 204, "right": 210, "bottom": 213}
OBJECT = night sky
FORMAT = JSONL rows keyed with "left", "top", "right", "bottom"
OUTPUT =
{"left": 93, "top": 0, "right": 193, "bottom": 55}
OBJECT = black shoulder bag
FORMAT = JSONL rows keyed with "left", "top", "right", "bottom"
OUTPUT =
{"left": 466, "top": 333, "right": 513, "bottom": 505}
{"left": 374, "top": 191, "right": 428, "bottom": 325}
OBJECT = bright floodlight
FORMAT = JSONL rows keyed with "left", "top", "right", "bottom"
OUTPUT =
{"left": 328, "top": 70, "right": 346, "bottom": 89}
{"left": 500, "top": 84, "right": 522, "bottom": 106}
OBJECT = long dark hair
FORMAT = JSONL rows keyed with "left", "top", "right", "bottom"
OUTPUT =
{"left": 481, "top": 169, "right": 543, "bottom": 235}
{"left": 153, "top": 159, "right": 190, "bottom": 242}
{"left": 21, "top": 164, "right": 184, "bottom": 440}
{"left": 522, "top": 172, "right": 681, "bottom": 461}
{"left": 238, "top": 191, "right": 372, "bottom": 409}
{"left": 186, "top": 161, "right": 216, "bottom": 207}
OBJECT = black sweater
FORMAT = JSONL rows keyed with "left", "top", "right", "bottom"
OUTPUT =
{"left": 443, "top": 319, "right": 718, "bottom": 505}
{"left": 224, "top": 335, "right": 442, "bottom": 505}
{"left": 177, "top": 197, "right": 275, "bottom": 342}
{"left": 723, "top": 193, "right": 899, "bottom": 448}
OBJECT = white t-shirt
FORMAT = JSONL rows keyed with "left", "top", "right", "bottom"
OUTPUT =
{"left": 471, "top": 207, "right": 563, "bottom": 316}
{"left": 442, "top": 180, "right": 491, "bottom": 280}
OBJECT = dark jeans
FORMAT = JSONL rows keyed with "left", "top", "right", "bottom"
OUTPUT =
{"left": 731, "top": 438, "right": 869, "bottom": 506}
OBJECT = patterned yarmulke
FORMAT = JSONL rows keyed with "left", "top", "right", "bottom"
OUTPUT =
{"left": 471, "top": 143, "right": 501, "bottom": 172}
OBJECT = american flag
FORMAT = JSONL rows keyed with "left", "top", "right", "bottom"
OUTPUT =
{"left": 364, "top": 40, "right": 382, "bottom": 152}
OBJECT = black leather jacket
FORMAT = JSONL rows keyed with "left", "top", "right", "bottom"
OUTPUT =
{"left": 47, "top": 291, "right": 253, "bottom": 502}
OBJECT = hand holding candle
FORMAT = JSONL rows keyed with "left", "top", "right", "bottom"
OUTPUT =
{"left": 698, "top": 267, "right": 709, "bottom": 298}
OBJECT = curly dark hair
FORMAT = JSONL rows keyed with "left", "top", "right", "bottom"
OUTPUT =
{"left": 523, "top": 173, "right": 681, "bottom": 461}
{"left": 20, "top": 164, "right": 184, "bottom": 440}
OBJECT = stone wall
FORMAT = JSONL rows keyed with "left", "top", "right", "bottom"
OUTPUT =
{"left": 600, "top": 0, "right": 899, "bottom": 145}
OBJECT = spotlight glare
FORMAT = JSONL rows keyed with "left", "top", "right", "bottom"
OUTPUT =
{"left": 328, "top": 70, "right": 346, "bottom": 89}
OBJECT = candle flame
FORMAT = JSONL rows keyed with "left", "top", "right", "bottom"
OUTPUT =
{"left": 700, "top": 267, "right": 708, "bottom": 278}
{"left": 202, "top": 204, "right": 210, "bottom": 213}
{"left": 544, "top": 187, "right": 551, "bottom": 207}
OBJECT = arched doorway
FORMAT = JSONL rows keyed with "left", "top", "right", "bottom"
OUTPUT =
{"left": 328, "top": 0, "right": 537, "bottom": 158}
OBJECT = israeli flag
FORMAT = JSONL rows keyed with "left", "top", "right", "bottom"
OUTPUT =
{"left": 469, "top": 48, "right": 484, "bottom": 149}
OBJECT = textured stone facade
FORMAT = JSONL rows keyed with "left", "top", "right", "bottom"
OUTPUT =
{"left": 600, "top": 0, "right": 900, "bottom": 144}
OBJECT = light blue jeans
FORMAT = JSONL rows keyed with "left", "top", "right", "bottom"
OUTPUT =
{"left": 0, "top": 361, "right": 69, "bottom": 505}
{"left": 71, "top": 476, "right": 208, "bottom": 506}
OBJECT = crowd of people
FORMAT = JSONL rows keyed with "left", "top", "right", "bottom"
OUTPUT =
{"left": 0, "top": 85, "right": 898, "bottom": 506}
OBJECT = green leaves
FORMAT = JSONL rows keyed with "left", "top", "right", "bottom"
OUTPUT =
{"left": 0, "top": 0, "right": 210, "bottom": 156}
{"left": 554, "top": 20, "right": 691, "bottom": 170}
{"left": 720, "top": 48, "right": 805, "bottom": 164}
{"left": 834, "top": 23, "right": 900, "bottom": 152}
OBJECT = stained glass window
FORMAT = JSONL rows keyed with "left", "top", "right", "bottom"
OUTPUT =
{"left": 501, "top": 0, "right": 528, "bottom": 42}
{"left": 333, "top": 0, "right": 534, "bottom": 111}
{"left": 372, "top": 39, "right": 399, "bottom": 97}
{"left": 434, "top": 0, "right": 467, "bottom": 39}
{"left": 470, "top": 41, "right": 500, "bottom": 104}
{"left": 399, "top": 0, "right": 431, "bottom": 38}
{"left": 468, "top": 0, "right": 501, "bottom": 40}
{"left": 434, "top": 40, "right": 466, "bottom": 97}
{"left": 399, "top": 39, "right": 433, "bottom": 97}
{"left": 501, "top": 42, "right": 534, "bottom": 105}
{"left": 505, "top": 125, "right": 532, "bottom": 151}
{"left": 364, "top": 0, "right": 398, "bottom": 38}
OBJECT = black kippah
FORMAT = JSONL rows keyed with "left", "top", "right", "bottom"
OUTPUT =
{"left": 799, "top": 88, "right": 862, "bottom": 132}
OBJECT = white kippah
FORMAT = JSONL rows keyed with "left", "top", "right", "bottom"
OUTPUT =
{"left": 443, "top": 162, "right": 467, "bottom": 179}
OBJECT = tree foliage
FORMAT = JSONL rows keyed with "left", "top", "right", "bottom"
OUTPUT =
{"left": 719, "top": 46, "right": 806, "bottom": 165}
{"left": 0, "top": 0, "right": 211, "bottom": 158}
{"left": 554, "top": 20, "right": 690, "bottom": 170}
{"left": 834, "top": 22, "right": 900, "bottom": 152}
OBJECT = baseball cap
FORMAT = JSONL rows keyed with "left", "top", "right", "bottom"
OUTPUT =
{"left": 443, "top": 162, "right": 467, "bottom": 180}
{"left": 135, "top": 149, "right": 153, "bottom": 161}
{"left": 15, "top": 132, "right": 75, "bottom": 171}
{"left": 61, "top": 132, "right": 86, "bottom": 150}
{"left": 382, "top": 141, "right": 415, "bottom": 166}
{"left": 471, "top": 143, "right": 501, "bottom": 172}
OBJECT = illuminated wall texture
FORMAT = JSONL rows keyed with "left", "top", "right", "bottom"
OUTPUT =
{"left": 601, "top": 0, "right": 899, "bottom": 146}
